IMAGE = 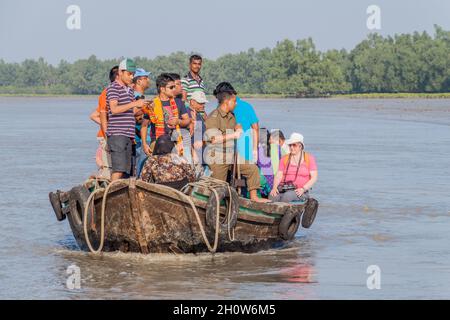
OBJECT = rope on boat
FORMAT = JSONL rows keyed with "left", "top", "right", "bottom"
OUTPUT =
{"left": 181, "top": 177, "right": 237, "bottom": 242}
{"left": 83, "top": 179, "right": 127, "bottom": 254}
{"left": 82, "top": 176, "right": 235, "bottom": 254}
{"left": 157, "top": 183, "right": 222, "bottom": 253}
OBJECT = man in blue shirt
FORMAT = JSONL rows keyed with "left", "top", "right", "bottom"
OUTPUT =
{"left": 234, "top": 97, "right": 259, "bottom": 164}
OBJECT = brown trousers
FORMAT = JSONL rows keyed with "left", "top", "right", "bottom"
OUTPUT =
{"left": 209, "top": 163, "right": 261, "bottom": 191}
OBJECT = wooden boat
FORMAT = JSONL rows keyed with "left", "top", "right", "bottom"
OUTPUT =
{"left": 49, "top": 177, "right": 318, "bottom": 254}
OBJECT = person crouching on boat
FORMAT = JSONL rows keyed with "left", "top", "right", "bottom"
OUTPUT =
{"left": 269, "top": 133, "right": 318, "bottom": 203}
{"left": 139, "top": 134, "right": 195, "bottom": 190}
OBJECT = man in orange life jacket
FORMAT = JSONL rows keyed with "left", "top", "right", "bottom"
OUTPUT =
{"left": 144, "top": 73, "right": 191, "bottom": 156}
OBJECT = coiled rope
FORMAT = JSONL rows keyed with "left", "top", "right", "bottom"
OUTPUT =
{"left": 83, "top": 180, "right": 129, "bottom": 254}
{"left": 82, "top": 178, "right": 235, "bottom": 254}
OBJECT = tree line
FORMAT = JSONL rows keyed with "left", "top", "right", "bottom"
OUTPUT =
{"left": 0, "top": 25, "right": 448, "bottom": 96}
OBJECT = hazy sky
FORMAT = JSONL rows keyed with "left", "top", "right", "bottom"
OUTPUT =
{"left": 1, "top": 0, "right": 449, "bottom": 64}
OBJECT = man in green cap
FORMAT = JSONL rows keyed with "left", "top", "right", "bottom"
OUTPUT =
{"left": 106, "top": 58, "right": 148, "bottom": 181}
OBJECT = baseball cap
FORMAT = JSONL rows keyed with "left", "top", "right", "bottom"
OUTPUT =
{"left": 190, "top": 91, "right": 209, "bottom": 104}
{"left": 119, "top": 58, "right": 137, "bottom": 72}
{"left": 133, "top": 68, "right": 151, "bottom": 79}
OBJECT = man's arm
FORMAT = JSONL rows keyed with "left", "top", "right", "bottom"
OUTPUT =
{"left": 205, "top": 114, "right": 242, "bottom": 144}
{"left": 177, "top": 101, "right": 191, "bottom": 128}
{"left": 90, "top": 109, "right": 100, "bottom": 125}
{"left": 110, "top": 99, "right": 144, "bottom": 114}
{"left": 251, "top": 122, "right": 259, "bottom": 159}
{"left": 205, "top": 126, "right": 243, "bottom": 144}
{"left": 270, "top": 171, "right": 284, "bottom": 196}
{"left": 141, "top": 119, "right": 151, "bottom": 155}
{"left": 181, "top": 79, "right": 188, "bottom": 102}
{"left": 99, "top": 111, "right": 108, "bottom": 135}
{"left": 179, "top": 113, "right": 191, "bottom": 128}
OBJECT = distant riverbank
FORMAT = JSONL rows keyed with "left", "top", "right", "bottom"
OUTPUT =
{"left": 241, "top": 93, "right": 450, "bottom": 99}
{"left": 1, "top": 92, "right": 449, "bottom": 99}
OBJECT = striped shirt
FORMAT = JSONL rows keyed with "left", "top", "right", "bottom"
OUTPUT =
{"left": 106, "top": 81, "right": 136, "bottom": 138}
{"left": 181, "top": 72, "right": 205, "bottom": 101}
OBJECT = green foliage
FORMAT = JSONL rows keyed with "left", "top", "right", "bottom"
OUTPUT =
{"left": 347, "top": 26, "right": 450, "bottom": 93}
{"left": 0, "top": 26, "right": 449, "bottom": 96}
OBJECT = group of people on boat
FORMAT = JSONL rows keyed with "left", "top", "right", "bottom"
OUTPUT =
{"left": 89, "top": 55, "right": 318, "bottom": 203}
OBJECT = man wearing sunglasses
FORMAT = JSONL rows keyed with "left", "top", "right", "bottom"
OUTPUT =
{"left": 146, "top": 74, "right": 191, "bottom": 156}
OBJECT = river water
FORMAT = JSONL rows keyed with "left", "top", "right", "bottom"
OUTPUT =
{"left": 0, "top": 97, "right": 449, "bottom": 299}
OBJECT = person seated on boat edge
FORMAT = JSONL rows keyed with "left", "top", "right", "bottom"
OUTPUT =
{"left": 269, "top": 133, "right": 318, "bottom": 203}
{"left": 139, "top": 134, "right": 196, "bottom": 190}
{"left": 132, "top": 68, "right": 152, "bottom": 177}
{"left": 144, "top": 73, "right": 191, "bottom": 160}
{"left": 203, "top": 82, "right": 270, "bottom": 203}
{"left": 89, "top": 65, "right": 119, "bottom": 180}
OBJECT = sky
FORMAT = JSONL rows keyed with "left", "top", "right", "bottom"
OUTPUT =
{"left": 1, "top": 0, "right": 449, "bottom": 64}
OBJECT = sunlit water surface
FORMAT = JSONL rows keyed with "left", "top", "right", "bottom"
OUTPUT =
{"left": 0, "top": 97, "right": 449, "bottom": 299}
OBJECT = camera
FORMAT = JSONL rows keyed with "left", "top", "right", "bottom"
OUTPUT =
{"left": 277, "top": 182, "right": 297, "bottom": 193}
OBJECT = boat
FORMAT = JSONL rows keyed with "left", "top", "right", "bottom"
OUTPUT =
{"left": 49, "top": 177, "right": 319, "bottom": 254}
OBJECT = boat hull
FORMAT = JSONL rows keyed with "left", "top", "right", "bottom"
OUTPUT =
{"left": 51, "top": 178, "right": 316, "bottom": 254}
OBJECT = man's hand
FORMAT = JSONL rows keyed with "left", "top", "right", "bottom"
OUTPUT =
{"left": 143, "top": 143, "right": 152, "bottom": 156}
{"left": 134, "top": 108, "right": 144, "bottom": 116}
{"left": 233, "top": 128, "right": 243, "bottom": 140}
{"left": 135, "top": 99, "right": 145, "bottom": 108}
{"left": 193, "top": 140, "right": 203, "bottom": 150}
{"left": 167, "top": 117, "right": 180, "bottom": 127}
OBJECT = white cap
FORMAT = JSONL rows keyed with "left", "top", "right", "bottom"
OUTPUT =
{"left": 285, "top": 132, "right": 304, "bottom": 146}
{"left": 190, "top": 91, "right": 209, "bottom": 104}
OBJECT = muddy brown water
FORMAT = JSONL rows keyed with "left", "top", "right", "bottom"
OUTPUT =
{"left": 0, "top": 97, "right": 449, "bottom": 299}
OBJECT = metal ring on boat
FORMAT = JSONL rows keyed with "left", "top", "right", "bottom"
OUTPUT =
{"left": 279, "top": 208, "right": 302, "bottom": 240}
{"left": 205, "top": 186, "right": 239, "bottom": 234}
{"left": 302, "top": 198, "right": 319, "bottom": 229}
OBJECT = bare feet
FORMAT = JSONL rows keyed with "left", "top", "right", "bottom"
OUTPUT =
{"left": 251, "top": 197, "right": 271, "bottom": 203}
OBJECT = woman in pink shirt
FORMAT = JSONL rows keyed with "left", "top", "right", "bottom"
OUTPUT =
{"left": 269, "top": 133, "right": 318, "bottom": 203}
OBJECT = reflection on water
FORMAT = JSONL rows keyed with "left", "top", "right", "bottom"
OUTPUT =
{"left": 49, "top": 236, "right": 317, "bottom": 300}
{"left": 0, "top": 97, "right": 450, "bottom": 299}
